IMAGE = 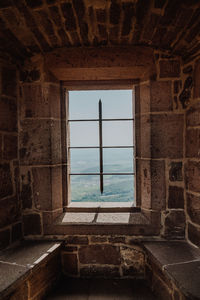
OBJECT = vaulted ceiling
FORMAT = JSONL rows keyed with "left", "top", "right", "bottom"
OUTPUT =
{"left": 0, "top": 0, "right": 200, "bottom": 62}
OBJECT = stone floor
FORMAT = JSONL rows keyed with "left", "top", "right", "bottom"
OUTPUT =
{"left": 46, "top": 278, "right": 157, "bottom": 300}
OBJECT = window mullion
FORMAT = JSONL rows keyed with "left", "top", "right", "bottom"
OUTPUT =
{"left": 99, "top": 99, "right": 103, "bottom": 194}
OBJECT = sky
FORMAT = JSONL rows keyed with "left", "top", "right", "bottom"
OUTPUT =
{"left": 69, "top": 90, "right": 134, "bottom": 147}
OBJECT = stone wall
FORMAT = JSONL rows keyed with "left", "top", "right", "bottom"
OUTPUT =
{"left": 136, "top": 52, "right": 186, "bottom": 239}
{"left": 0, "top": 58, "right": 22, "bottom": 250}
{"left": 61, "top": 235, "right": 145, "bottom": 279}
{"left": 183, "top": 56, "right": 200, "bottom": 247}
{"left": 19, "top": 58, "right": 66, "bottom": 237}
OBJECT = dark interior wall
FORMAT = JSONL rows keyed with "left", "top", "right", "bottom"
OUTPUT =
{"left": 0, "top": 59, "right": 22, "bottom": 250}
{"left": 184, "top": 56, "right": 200, "bottom": 247}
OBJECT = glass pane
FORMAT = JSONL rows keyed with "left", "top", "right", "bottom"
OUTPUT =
{"left": 70, "top": 149, "right": 99, "bottom": 173}
{"left": 70, "top": 175, "right": 101, "bottom": 202}
{"left": 69, "top": 91, "right": 99, "bottom": 120}
{"left": 70, "top": 175, "right": 134, "bottom": 203}
{"left": 101, "top": 90, "right": 132, "bottom": 119}
{"left": 69, "top": 90, "right": 132, "bottom": 120}
{"left": 103, "top": 148, "right": 134, "bottom": 173}
{"left": 103, "top": 175, "right": 134, "bottom": 202}
{"left": 70, "top": 122, "right": 99, "bottom": 147}
{"left": 103, "top": 121, "right": 133, "bottom": 146}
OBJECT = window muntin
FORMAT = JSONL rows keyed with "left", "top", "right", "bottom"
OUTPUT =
{"left": 68, "top": 89, "right": 135, "bottom": 204}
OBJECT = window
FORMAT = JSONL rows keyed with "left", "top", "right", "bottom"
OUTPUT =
{"left": 67, "top": 89, "right": 135, "bottom": 205}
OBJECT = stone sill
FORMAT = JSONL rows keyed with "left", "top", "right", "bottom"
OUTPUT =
{"left": 44, "top": 211, "right": 159, "bottom": 236}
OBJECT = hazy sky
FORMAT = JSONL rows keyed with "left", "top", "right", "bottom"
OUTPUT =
{"left": 69, "top": 90, "right": 134, "bottom": 147}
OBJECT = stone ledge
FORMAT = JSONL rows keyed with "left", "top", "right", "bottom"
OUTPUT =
{"left": 0, "top": 241, "right": 62, "bottom": 300}
{"left": 143, "top": 241, "right": 200, "bottom": 299}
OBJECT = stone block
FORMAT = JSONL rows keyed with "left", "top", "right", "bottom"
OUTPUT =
{"left": 186, "top": 102, "right": 200, "bottom": 127}
{"left": 61, "top": 252, "right": 78, "bottom": 275}
{"left": 151, "top": 114, "right": 183, "bottom": 158}
{"left": 0, "top": 228, "right": 10, "bottom": 250}
{"left": 140, "top": 159, "right": 151, "bottom": 209}
{"left": 150, "top": 81, "right": 172, "bottom": 112}
{"left": 151, "top": 160, "right": 166, "bottom": 210}
{"left": 23, "top": 214, "right": 42, "bottom": 236}
{"left": 193, "top": 59, "right": 200, "bottom": 99}
{"left": 20, "top": 168, "right": 32, "bottom": 209}
{"left": 108, "top": 236, "right": 125, "bottom": 243}
{"left": 91, "top": 236, "right": 108, "bottom": 243}
{"left": 32, "top": 166, "right": 62, "bottom": 211}
{"left": 188, "top": 222, "right": 200, "bottom": 247}
{"left": 11, "top": 222, "right": 22, "bottom": 243}
{"left": 159, "top": 60, "right": 180, "bottom": 78}
{"left": 66, "top": 236, "right": 89, "bottom": 245}
{"left": 163, "top": 210, "right": 185, "bottom": 238}
{"left": 3, "top": 135, "right": 18, "bottom": 160}
{"left": 186, "top": 193, "right": 200, "bottom": 225}
{"left": 80, "top": 265, "right": 120, "bottom": 278}
{"left": 168, "top": 186, "right": 184, "bottom": 209}
{"left": 1, "top": 67, "right": 17, "bottom": 97}
{"left": 0, "top": 163, "right": 13, "bottom": 199}
{"left": 169, "top": 162, "right": 183, "bottom": 181}
{"left": 186, "top": 129, "right": 200, "bottom": 158}
{"left": 121, "top": 246, "right": 144, "bottom": 275}
{"left": 0, "top": 197, "right": 20, "bottom": 228}
{"left": 20, "top": 119, "right": 61, "bottom": 165}
{"left": 140, "top": 83, "right": 151, "bottom": 113}
{"left": 140, "top": 115, "right": 151, "bottom": 158}
{"left": 0, "top": 97, "right": 17, "bottom": 132}
{"left": 185, "top": 160, "right": 200, "bottom": 193}
{"left": 21, "top": 84, "right": 60, "bottom": 118}
{"left": 79, "top": 245, "right": 120, "bottom": 265}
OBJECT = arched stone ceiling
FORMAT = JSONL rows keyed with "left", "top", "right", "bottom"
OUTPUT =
{"left": 0, "top": 0, "right": 200, "bottom": 62}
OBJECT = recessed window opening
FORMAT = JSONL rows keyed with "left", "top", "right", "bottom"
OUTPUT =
{"left": 68, "top": 89, "right": 135, "bottom": 205}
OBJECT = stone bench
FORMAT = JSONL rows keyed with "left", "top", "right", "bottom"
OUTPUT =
{"left": 0, "top": 241, "right": 62, "bottom": 300}
{"left": 143, "top": 241, "right": 200, "bottom": 300}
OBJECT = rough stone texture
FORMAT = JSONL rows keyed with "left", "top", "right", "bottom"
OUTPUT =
{"left": 193, "top": 59, "right": 200, "bottom": 99}
{"left": 61, "top": 253, "right": 78, "bottom": 276}
{"left": 186, "top": 102, "right": 200, "bottom": 127}
{"left": 169, "top": 162, "right": 183, "bottom": 182}
{"left": 185, "top": 160, "right": 200, "bottom": 193}
{"left": 150, "top": 81, "right": 172, "bottom": 112}
{"left": 32, "top": 166, "right": 62, "bottom": 210}
{"left": 66, "top": 236, "right": 89, "bottom": 245}
{"left": 20, "top": 119, "right": 61, "bottom": 165}
{"left": 79, "top": 245, "right": 120, "bottom": 265}
{"left": 23, "top": 214, "right": 42, "bottom": 236}
{"left": 188, "top": 222, "right": 200, "bottom": 247}
{"left": 151, "top": 114, "right": 183, "bottom": 158}
{"left": 186, "top": 193, "right": 200, "bottom": 225}
{"left": 186, "top": 129, "right": 200, "bottom": 158}
{"left": 159, "top": 60, "right": 180, "bottom": 78}
{"left": 163, "top": 210, "right": 185, "bottom": 238}
{"left": 168, "top": 186, "right": 184, "bottom": 209}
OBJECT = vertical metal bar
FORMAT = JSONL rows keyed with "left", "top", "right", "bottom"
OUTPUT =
{"left": 99, "top": 99, "right": 103, "bottom": 194}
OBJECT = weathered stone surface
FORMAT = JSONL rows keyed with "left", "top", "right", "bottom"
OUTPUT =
{"left": 193, "top": 59, "right": 200, "bottom": 99}
{"left": 79, "top": 245, "right": 120, "bottom": 265}
{"left": 186, "top": 102, "right": 200, "bottom": 127}
{"left": 140, "top": 115, "right": 151, "bottom": 158}
{"left": 150, "top": 81, "right": 172, "bottom": 112}
{"left": 151, "top": 114, "right": 183, "bottom": 158}
{"left": 108, "top": 236, "right": 125, "bottom": 243}
{"left": 0, "top": 197, "right": 20, "bottom": 228}
{"left": 20, "top": 119, "right": 61, "bottom": 165}
{"left": 32, "top": 166, "right": 62, "bottom": 211}
{"left": 0, "top": 97, "right": 17, "bottom": 132}
{"left": 62, "top": 253, "right": 78, "bottom": 275}
{"left": 185, "top": 160, "right": 200, "bottom": 193}
{"left": 169, "top": 162, "right": 183, "bottom": 181}
{"left": 0, "top": 163, "right": 13, "bottom": 199}
{"left": 20, "top": 168, "right": 32, "bottom": 209}
{"left": 0, "top": 229, "right": 10, "bottom": 250}
{"left": 188, "top": 222, "right": 200, "bottom": 247}
{"left": 168, "top": 186, "right": 184, "bottom": 209}
{"left": 66, "top": 236, "right": 89, "bottom": 245}
{"left": 186, "top": 129, "right": 200, "bottom": 158}
{"left": 139, "top": 83, "right": 151, "bottom": 113}
{"left": 80, "top": 265, "right": 120, "bottom": 278}
{"left": 1, "top": 67, "right": 16, "bottom": 97}
{"left": 3, "top": 135, "right": 17, "bottom": 160}
{"left": 159, "top": 60, "right": 180, "bottom": 78}
{"left": 151, "top": 160, "right": 166, "bottom": 210}
{"left": 187, "top": 193, "right": 200, "bottom": 225}
{"left": 121, "top": 246, "right": 144, "bottom": 275}
{"left": 11, "top": 222, "right": 22, "bottom": 243}
{"left": 164, "top": 210, "right": 185, "bottom": 238}
{"left": 91, "top": 236, "right": 108, "bottom": 243}
{"left": 23, "top": 214, "right": 42, "bottom": 235}
{"left": 21, "top": 84, "right": 60, "bottom": 118}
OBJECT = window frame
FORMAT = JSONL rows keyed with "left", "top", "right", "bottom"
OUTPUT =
{"left": 64, "top": 84, "right": 136, "bottom": 208}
